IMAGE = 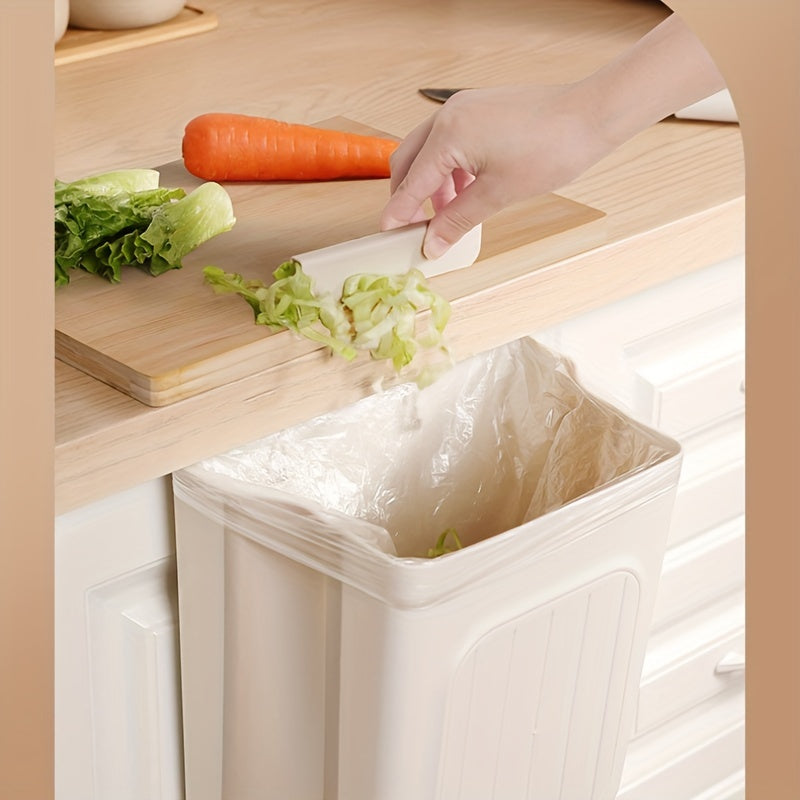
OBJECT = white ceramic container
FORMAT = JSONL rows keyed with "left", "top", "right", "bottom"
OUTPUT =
{"left": 55, "top": 0, "right": 69, "bottom": 42}
{"left": 68, "top": 0, "right": 185, "bottom": 30}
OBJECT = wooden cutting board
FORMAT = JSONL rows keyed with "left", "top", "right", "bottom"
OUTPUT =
{"left": 55, "top": 6, "right": 218, "bottom": 67}
{"left": 54, "top": 119, "right": 606, "bottom": 407}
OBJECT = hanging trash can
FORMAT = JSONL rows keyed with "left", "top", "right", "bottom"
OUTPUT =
{"left": 173, "top": 337, "right": 682, "bottom": 800}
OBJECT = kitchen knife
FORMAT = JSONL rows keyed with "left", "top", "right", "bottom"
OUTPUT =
{"left": 421, "top": 86, "right": 739, "bottom": 122}
{"left": 292, "top": 221, "right": 482, "bottom": 298}
{"left": 419, "top": 88, "right": 466, "bottom": 103}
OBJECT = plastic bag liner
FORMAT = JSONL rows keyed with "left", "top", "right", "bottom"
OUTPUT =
{"left": 173, "top": 337, "right": 681, "bottom": 610}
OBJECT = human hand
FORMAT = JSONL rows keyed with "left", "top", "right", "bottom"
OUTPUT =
{"left": 379, "top": 84, "right": 613, "bottom": 259}
{"left": 379, "top": 15, "right": 726, "bottom": 260}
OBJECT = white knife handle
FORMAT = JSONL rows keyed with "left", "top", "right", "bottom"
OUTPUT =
{"left": 675, "top": 89, "right": 738, "bottom": 123}
{"left": 293, "top": 222, "right": 482, "bottom": 298}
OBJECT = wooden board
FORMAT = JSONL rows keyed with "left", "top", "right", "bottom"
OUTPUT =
{"left": 54, "top": 119, "right": 606, "bottom": 407}
{"left": 55, "top": 5, "right": 217, "bottom": 66}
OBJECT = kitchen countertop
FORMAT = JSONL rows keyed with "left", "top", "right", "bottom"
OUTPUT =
{"left": 54, "top": 0, "right": 745, "bottom": 514}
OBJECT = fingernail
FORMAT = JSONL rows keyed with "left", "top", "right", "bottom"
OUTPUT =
{"left": 423, "top": 234, "right": 449, "bottom": 260}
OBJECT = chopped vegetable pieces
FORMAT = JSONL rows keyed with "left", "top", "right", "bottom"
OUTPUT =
{"left": 426, "top": 528, "right": 464, "bottom": 558}
{"left": 203, "top": 262, "right": 357, "bottom": 361}
{"left": 202, "top": 261, "right": 452, "bottom": 375}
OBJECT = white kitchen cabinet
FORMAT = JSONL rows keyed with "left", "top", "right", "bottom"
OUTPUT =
{"left": 55, "top": 253, "right": 745, "bottom": 800}
{"left": 55, "top": 477, "right": 183, "bottom": 800}
{"left": 615, "top": 688, "right": 745, "bottom": 800}
{"left": 532, "top": 252, "right": 746, "bottom": 800}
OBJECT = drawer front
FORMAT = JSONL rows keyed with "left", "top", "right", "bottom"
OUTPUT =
{"left": 624, "top": 302, "right": 744, "bottom": 438}
{"left": 691, "top": 771, "right": 745, "bottom": 800}
{"left": 650, "top": 516, "right": 745, "bottom": 631}
{"left": 530, "top": 255, "right": 745, "bottom": 428}
{"left": 666, "top": 414, "right": 744, "bottom": 548}
{"left": 617, "top": 688, "right": 744, "bottom": 800}
{"left": 635, "top": 593, "right": 744, "bottom": 736}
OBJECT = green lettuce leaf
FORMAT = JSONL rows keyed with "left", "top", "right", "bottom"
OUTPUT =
{"left": 54, "top": 168, "right": 161, "bottom": 205}
{"left": 141, "top": 182, "right": 237, "bottom": 276}
{"left": 54, "top": 169, "right": 235, "bottom": 286}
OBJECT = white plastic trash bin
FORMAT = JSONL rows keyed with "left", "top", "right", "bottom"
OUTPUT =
{"left": 173, "top": 337, "right": 682, "bottom": 800}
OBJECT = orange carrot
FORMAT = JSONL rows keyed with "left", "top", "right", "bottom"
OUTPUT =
{"left": 181, "top": 112, "right": 400, "bottom": 182}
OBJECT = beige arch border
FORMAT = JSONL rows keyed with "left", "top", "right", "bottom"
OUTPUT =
{"left": 2, "top": 3, "right": 799, "bottom": 798}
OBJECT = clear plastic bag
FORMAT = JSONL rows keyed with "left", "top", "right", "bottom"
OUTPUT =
{"left": 174, "top": 337, "right": 680, "bottom": 604}
{"left": 173, "top": 337, "right": 684, "bottom": 800}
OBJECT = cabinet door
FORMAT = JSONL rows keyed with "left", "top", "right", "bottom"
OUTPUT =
{"left": 55, "top": 477, "right": 183, "bottom": 800}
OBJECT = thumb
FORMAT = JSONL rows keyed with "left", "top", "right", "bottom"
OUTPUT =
{"left": 422, "top": 179, "right": 501, "bottom": 259}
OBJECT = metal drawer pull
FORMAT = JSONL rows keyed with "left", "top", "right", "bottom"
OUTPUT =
{"left": 715, "top": 651, "right": 746, "bottom": 674}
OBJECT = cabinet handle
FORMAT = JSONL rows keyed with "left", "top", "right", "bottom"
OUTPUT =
{"left": 715, "top": 650, "right": 746, "bottom": 675}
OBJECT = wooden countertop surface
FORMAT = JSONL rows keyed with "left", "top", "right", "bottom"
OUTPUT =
{"left": 54, "top": 0, "right": 745, "bottom": 514}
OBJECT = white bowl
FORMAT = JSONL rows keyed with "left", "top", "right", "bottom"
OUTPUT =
{"left": 55, "top": 0, "right": 69, "bottom": 42}
{"left": 69, "top": 0, "right": 185, "bottom": 30}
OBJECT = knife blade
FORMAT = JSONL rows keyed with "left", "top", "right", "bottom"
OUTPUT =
{"left": 419, "top": 88, "right": 467, "bottom": 103}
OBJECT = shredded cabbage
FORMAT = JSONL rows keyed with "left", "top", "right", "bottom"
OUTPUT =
{"left": 204, "top": 262, "right": 357, "bottom": 361}
{"left": 203, "top": 261, "right": 453, "bottom": 378}
{"left": 426, "top": 528, "right": 464, "bottom": 558}
{"left": 341, "top": 270, "right": 451, "bottom": 372}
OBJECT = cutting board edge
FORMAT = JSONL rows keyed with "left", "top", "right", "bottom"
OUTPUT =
{"left": 54, "top": 107, "right": 609, "bottom": 409}
{"left": 55, "top": 326, "right": 328, "bottom": 407}
{"left": 141, "top": 203, "right": 609, "bottom": 406}
{"left": 55, "top": 195, "right": 609, "bottom": 407}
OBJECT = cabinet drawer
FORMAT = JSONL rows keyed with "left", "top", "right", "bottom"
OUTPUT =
{"left": 650, "top": 516, "right": 744, "bottom": 631}
{"left": 666, "top": 414, "right": 744, "bottom": 548}
{"left": 635, "top": 592, "right": 744, "bottom": 736}
{"left": 624, "top": 302, "right": 744, "bottom": 438}
{"left": 692, "top": 771, "right": 745, "bottom": 800}
{"left": 530, "top": 256, "right": 745, "bottom": 428}
{"left": 618, "top": 687, "right": 744, "bottom": 800}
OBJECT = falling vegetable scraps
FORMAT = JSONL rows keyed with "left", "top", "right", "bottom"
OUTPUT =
{"left": 54, "top": 169, "right": 236, "bottom": 286}
{"left": 426, "top": 528, "right": 463, "bottom": 558}
{"left": 202, "top": 261, "right": 453, "bottom": 376}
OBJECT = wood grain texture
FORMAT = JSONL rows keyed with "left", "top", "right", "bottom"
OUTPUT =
{"left": 53, "top": 0, "right": 746, "bottom": 513}
{"left": 54, "top": 118, "right": 605, "bottom": 406}
{"left": 55, "top": 0, "right": 672, "bottom": 182}
{"left": 54, "top": 6, "right": 217, "bottom": 67}
{"left": 55, "top": 193, "right": 743, "bottom": 514}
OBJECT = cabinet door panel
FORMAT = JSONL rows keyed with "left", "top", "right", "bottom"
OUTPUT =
{"left": 650, "top": 516, "right": 745, "bottom": 631}
{"left": 55, "top": 478, "right": 182, "bottom": 800}
{"left": 87, "top": 559, "right": 183, "bottom": 800}
{"left": 624, "top": 302, "right": 744, "bottom": 437}
{"left": 666, "top": 414, "right": 744, "bottom": 548}
{"left": 618, "top": 688, "right": 744, "bottom": 800}
{"left": 530, "top": 254, "right": 745, "bottom": 422}
{"left": 635, "top": 593, "right": 744, "bottom": 736}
